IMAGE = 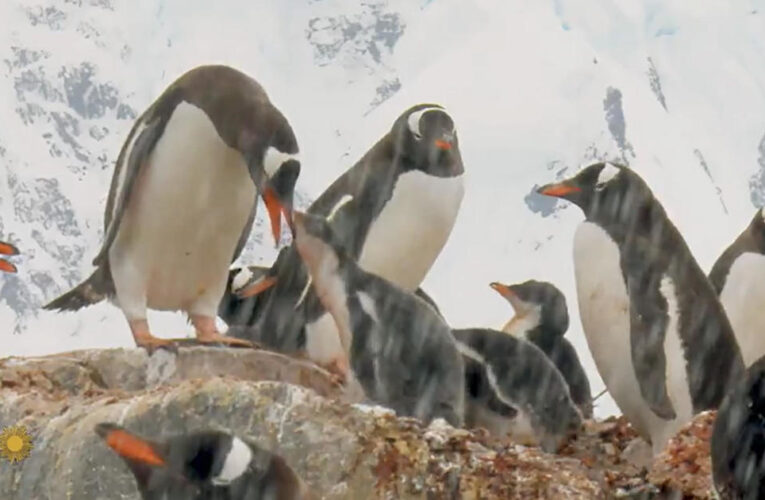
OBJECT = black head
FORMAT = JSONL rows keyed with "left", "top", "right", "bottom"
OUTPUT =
{"left": 490, "top": 280, "right": 569, "bottom": 334}
{"left": 391, "top": 103, "right": 463, "bottom": 177}
{"left": 95, "top": 423, "right": 259, "bottom": 497}
{"left": 249, "top": 112, "right": 301, "bottom": 247}
{"left": 536, "top": 162, "right": 654, "bottom": 225}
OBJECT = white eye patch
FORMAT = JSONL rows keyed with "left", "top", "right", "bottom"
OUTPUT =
{"left": 263, "top": 146, "right": 300, "bottom": 177}
{"left": 407, "top": 106, "right": 446, "bottom": 140}
{"left": 596, "top": 162, "right": 620, "bottom": 188}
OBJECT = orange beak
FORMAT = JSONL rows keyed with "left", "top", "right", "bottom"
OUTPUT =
{"left": 537, "top": 182, "right": 581, "bottom": 198}
{"left": 0, "top": 242, "right": 19, "bottom": 256}
{"left": 97, "top": 425, "right": 165, "bottom": 467}
{"left": 434, "top": 139, "right": 452, "bottom": 150}
{"left": 236, "top": 276, "right": 278, "bottom": 298}
{"left": 262, "top": 187, "right": 291, "bottom": 247}
{"left": 0, "top": 260, "right": 17, "bottom": 274}
{"left": 490, "top": 282, "right": 515, "bottom": 300}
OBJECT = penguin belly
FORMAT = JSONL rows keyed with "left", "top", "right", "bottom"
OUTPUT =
{"left": 358, "top": 171, "right": 464, "bottom": 290}
{"left": 719, "top": 252, "right": 765, "bottom": 367}
{"left": 109, "top": 102, "right": 256, "bottom": 318}
{"left": 573, "top": 222, "right": 691, "bottom": 451}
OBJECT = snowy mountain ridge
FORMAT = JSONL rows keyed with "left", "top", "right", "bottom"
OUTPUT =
{"left": 1, "top": 0, "right": 765, "bottom": 417}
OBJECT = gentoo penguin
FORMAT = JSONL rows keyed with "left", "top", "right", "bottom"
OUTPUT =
{"left": 452, "top": 327, "right": 582, "bottom": 453}
{"left": 711, "top": 355, "right": 765, "bottom": 500}
{"left": 0, "top": 240, "right": 19, "bottom": 274}
{"left": 95, "top": 423, "right": 313, "bottom": 500}
{"left": 42, "top": 65, "right": 301, "bottom": 351}
{"left": 291, "top": 211, "right": 464, "bottom": 426}
{"left": 224, "top": 103, "right": 464, "bottom": 380}
{"left": 537, "top": 162, "right": 744, "bottom": 454}
{"left": 709, "top": 208, "right": 765, "bottom": 367}
{"left": 490, "top": 280, "right": 593, "bottom": 418}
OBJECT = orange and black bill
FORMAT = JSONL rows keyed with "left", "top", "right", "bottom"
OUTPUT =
{"left": 536, "top": 181, "right": 581, "bottom": 198}
{"left": 95, "top": 423, "right": 165, "bottom": 467}
{"left": 0, "top": 260, "right": 17, "bottom": 274}
{"left": 262, "top": 187, "right": 294, "bottom": 247}
{"left": 236, "top": 276, "right": 278, "bottom": 298}
{"left": 489, "top": 282, "right": 515, "bottom": 300}
{"left": 0, "top": 241, "right": 18, "bottom": 256}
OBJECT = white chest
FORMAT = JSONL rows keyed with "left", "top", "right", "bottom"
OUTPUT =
{"left": 358, "top": 171, "right": 464, "bottom": 291}
{"left": 109, "top": 101, "right": 256, "bottom": 314}
{"left": 719, "top": 252, "right": 765, "bottom": 367}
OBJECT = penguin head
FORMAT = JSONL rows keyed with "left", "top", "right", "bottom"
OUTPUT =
{"left": 394, "top": 104, "right": 463, "bottom": 177}
{"left": 95, "top": 423, "right": 282, "bottom": 497}
{"left": 252, "top": 116, "right": 301, "bottom": 247}
{"left": 536, "top": 162, "right": 653, "bottom": 224}
{"left": 0, "top": 240, "right": 18, "bottom": 274}
{"left": 490, "top": 280, "right": 568, "bottom": 335}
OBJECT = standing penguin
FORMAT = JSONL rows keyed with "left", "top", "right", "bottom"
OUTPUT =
{"left": 537, "top": 162, "right": 744, "bottom": 454}
{"left": 291, "top": 211, "right": 464, "bottom": 426}
{"left": 489, "top": 280, "right": 593, "bottom": 418}
{"left": 453, "top": 327, "right": 583, "bottom": 453}
{"left": 0, "top": 240, "right": 19, "bottom": 274}
{"left": 43, "top": 65, "right": 301, "bottom": 351}
{"left": 709, "top": 208, "right": 765, "bottom": 367}
{"left": 95, "top": 423, "right": 314, "bottom": 500}
{"left": 711, "top": 355, "right": 765, "bottom": 500}
{"left": 224, "top": 104, "right": 464, "bottom": 380}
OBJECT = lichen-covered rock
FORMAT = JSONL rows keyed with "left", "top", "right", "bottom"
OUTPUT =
{"left": 0, "top": 347, "right": 603, "bottom": 499}
{"left": 648, "top": 411, "right": 717, "bottom": 499}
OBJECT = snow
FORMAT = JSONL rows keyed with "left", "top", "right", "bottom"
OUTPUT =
{"left": 1, "top": 0, "right": 765, "bottom": 418}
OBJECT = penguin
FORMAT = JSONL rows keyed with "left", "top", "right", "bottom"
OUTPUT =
{"left": 223, "top": 103, "right": 464, "bottom": 381}
{"left": 709, "top": 208, "right": 765, "bottom": 367}
{"left": 42, "top": 65, "right": 301, "bottom": 352}
{"left": 537, "top": 162, "right": 744, "bottom": 454}
{"left": 489, "top": 280, "right": 593, "bottom": 418}
{"left": 0, "top": 240, "right": 19, "bottom": 274}
{"left": 95, "top": 422, "right": 314, "bottom": 500}
{"left": 711, "top": 355, "right": 765, "bottom": 500}
{"left": 452, "top": 327, "right": 582, "bottom": 453}
{"left": 291, "top": 210, "right": 464, "bottom": 426}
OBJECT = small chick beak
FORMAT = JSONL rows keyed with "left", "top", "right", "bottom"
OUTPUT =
{"left": 490, "top": 282, "right": 515, "bottom": 300}
{"left": 537, "top": 181, "right": 581, "bottom": 198}
{"left": 236, "top": 276, "right": 278, "bottom": 299}
{"left": 95, "top": 423, "right": 165, "bottom": 467}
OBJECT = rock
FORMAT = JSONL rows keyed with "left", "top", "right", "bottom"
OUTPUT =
{"left": 0, "top": 347, "right": 602, "bottom": 499}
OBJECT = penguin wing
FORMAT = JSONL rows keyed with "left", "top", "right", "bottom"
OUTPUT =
{"left": 622, "top": 236, "right": 677, "bottom": 420}
{"left": 93, "top": 116, "right": 166, "bottom": 266}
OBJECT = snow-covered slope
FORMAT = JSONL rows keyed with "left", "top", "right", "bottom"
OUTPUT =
{"left": 1, "top": 0, "right": 764, "bottom": 417}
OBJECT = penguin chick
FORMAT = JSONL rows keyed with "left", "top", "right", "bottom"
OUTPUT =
{"left": 709, "top": 208, "right": 765, "bottom": 367}
{"left": 95, "top": 423, "right": 314, "bottom": 500}
{"left": 490, "top": 280, "right": 593, "bottom": 418}
{"left": 711, "top": 355, "right": 765, "bottom": 500}
{"left": 292, "top": 211, "right": 465, "bottom": 426}
{"left": 453, "top": 327, "right": 583, "bottom": 453}
{"left": 537, "top": 161, "right": 744, "bottom": 454}
{"left": 0, "top": 240, "right": 19, "bottom": 274}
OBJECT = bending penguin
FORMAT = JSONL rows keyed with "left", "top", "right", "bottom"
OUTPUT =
{"left": 709, "top": 208, "right": 765, "bottom": 367}
{"left": 0, "top": 240, "right": 19, "bottom": 274}
{"left": 711, "top": 355, "right": 765, "bottom": 500}
{"left": 221, "top": 104, "right": 464, "bottom": 380}
{"left": 490, "top": 279, "right": 593, "bottom": 418}
{"left": 453, "top": 327, "right": 583, "bottom": 453}
{"left": 95, "top": 423, "right": 314, "bottom": 500}
{"left": 43, "top": 65, "right": 301, "bottom": 351}
{"left": 291, "top": 211, "right": 464, "bottom": 426}
{"left": 537, "top": 162, "right": 744, "bottom": 454}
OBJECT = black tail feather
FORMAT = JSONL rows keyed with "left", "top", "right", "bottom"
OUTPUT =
{"left": 43, "top": 268, "right": 111, "bottom": 311}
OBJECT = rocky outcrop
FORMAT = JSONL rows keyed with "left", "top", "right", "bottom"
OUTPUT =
{"left": 0, "top": 347, "right": 721, "bottom": 499}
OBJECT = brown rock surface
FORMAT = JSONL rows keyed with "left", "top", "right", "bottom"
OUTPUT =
{"left": 0, "top": 347, "right": 722, "bottom": 499}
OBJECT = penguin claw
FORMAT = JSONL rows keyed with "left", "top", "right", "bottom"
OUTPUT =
{"left": 194, "top": 333, "right": 256, "bottom": 349}
{"left": 320, "top": 357, "right": 349, "bottom": 387}
{"left": 135, "top": 337, "right": 179, "bottom": 355}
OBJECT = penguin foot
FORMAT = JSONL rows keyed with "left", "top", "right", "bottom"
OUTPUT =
{"left": 319, "top": 357, "right": 350, "bottom": 387}
{"left": 134, "top": 336, "right": 179, "bottom": 354}
{"left": 195, "top": 332, "right": 256, "bottom": 349}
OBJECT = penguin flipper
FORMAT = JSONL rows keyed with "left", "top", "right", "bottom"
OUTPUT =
{"left": 624, "top": 257, "right": 677, "bottom": 420}
{"left": 43, "top": 266, "right": 112, "bottom": 311}
{"left": 93, "top": 116, "right": 166, "bottom": 267}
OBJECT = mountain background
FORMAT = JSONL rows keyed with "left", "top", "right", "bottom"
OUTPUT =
{"left": 1, "top": 0, "right": 764, "bottom": 417}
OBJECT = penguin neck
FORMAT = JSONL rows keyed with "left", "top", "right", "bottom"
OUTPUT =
{"left": 523, "top": 325, "right": 562, "bottom": 353}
